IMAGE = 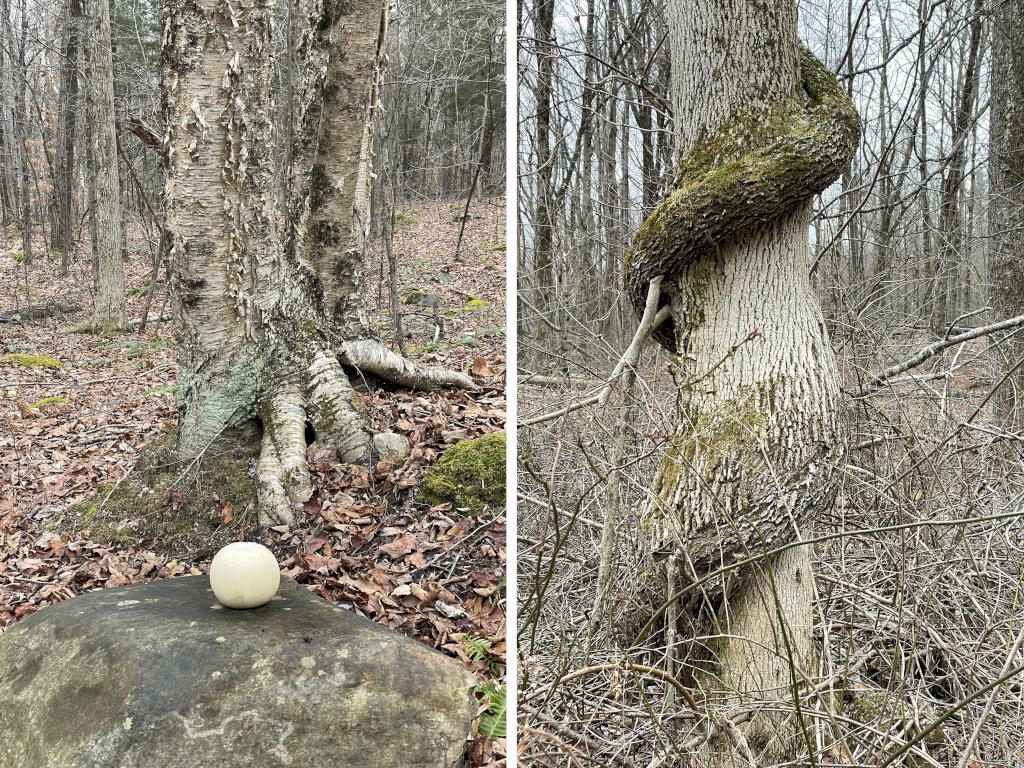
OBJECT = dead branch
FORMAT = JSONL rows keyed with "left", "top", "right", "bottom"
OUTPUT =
{"left": 864, "top": 313, "right": 1024, "bottom": 390}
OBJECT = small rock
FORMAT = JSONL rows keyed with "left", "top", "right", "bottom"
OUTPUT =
{"left": 373, "top": 431, "right": 410, "bottom": 459}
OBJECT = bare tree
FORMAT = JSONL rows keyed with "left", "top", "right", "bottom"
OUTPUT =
{"left": 53, "top": 0, "right": 84, "bottom": 269}
{"left": 81, "top": 0, "right": 125, "bottom": 331}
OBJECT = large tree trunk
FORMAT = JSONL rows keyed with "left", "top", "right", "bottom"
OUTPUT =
{"left": 288, "top": 0, "right": 385, "bottom": 338}
{"left": 931, "top": 0, "right": 983, "bottom": 334}
{"left": 53, "top": 0, "right": 84, "bottom": 269}
{"left": 162, "top": 0, "right": 373, "bottom": 525}
{"left": 82, "top": 0, "right": 125, "bottom": 332}
{"left": 620, "top": 1, "right": 854, "bottom": 764}
{"left": 990, "top": 0, "right": 1024, "bottom": 403}
{"left": 161, "top": 0, "right": 469, "bottom": 527}
{"left": 287, "top": 0, "right": 470, "bottom": 389}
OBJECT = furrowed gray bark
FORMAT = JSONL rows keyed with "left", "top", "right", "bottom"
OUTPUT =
{"left": 53, "top": 0, "right": 84, "bottom": 268}
{"left": 81, "top": 0, "right": 125, "bottom": 332}
{"left": 990, "top": 0, "right": 1024, "bottom": 410}
{"left": 619, "top": 1, "right": 853, "bottom": 763}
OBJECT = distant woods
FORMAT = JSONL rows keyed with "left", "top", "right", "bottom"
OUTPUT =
{"left": 3, "top": 0, "right": 503, "bottom": 303}
{"left": 518, "top": 0, "right": 1022, "bottom": 369}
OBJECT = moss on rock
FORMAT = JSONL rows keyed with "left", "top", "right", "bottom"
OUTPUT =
{"left": 421, "top": 433, "right": 505, "bottom": 515}
{"left": 54, "top": 431, "right": 258, "bottom": 558}
{"left": 460, "top": 298, "right": 491, "bottom": 312}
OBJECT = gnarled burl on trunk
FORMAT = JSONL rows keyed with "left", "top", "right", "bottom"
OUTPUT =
{"left": 619, "top": 6, "right": 859, "bottom": 763}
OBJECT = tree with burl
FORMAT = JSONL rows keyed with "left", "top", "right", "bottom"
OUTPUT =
{"left": 616, "top": 2, "right": 859, "bottom": 765}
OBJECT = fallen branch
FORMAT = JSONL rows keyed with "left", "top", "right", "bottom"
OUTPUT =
{"left": 0, "top": 299, "right": 81, "bottom": 323}
{"left": 127, "top": 114, "right": 162, "bottom": 152}
{"left": 127, "top": 313, "right": 172, "bottom": 327}
{"left": 864, "top": 313, "right": 1024, "bottom": 390}
{"left": 522, "top": 661, "right": 700, "bottom": 710}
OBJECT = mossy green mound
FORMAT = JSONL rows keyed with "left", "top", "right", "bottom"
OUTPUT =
{"left": 460, "top": 298, "right": 490, "bottom": 312}
{"left": 421, "top": 433, "right": 505, "bottom": 515}
{"left": 55, "top": 431, "right": 258, "bottom": 558}
{"left": 0, "top": 353, "right": 62, "bottom": 369}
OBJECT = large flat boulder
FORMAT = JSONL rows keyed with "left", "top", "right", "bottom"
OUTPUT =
{"left": 0, "top": 576, "right": 475, "bottom": 767}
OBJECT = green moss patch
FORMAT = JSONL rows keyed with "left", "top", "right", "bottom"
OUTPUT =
{"left": 0, "top": 353, "right": 62, "bottom": 369}
{"left": 460, "top": 298, "right": 491, "bottom": 312}
{"left": 420, "top": 433, "right": 506, "bottom": 515}
{"left": 393, "top": 209, "right": 418, "bottom": 225}
{"left": 29, "top": 396, "right": 68, "bottom": 411}
{"left": 403, "top": 290, "right": 440, "bottom": 308}
{"left": 54, "top": 431, "right": 258, "bottom": 558}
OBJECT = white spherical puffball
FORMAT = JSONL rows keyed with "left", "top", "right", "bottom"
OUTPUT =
{"left": 209, "top": 542, "right": 281, "bottom": 609}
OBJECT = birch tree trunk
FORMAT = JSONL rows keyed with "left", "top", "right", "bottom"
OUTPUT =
{"left": 158, "top": 0, "right": 469, "bottom": 526}
{"left": 620, "top": 1, "right": 852, "bottom": 763}
{"left": 287, "top": 0, "right": 472, "bottom": 390}
{"left": 82, "top": 0, "right": 125, "bottom": 332}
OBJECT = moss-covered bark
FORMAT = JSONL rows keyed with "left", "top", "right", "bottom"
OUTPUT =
{"left": 56, "top": 432, "right": 258, "bottom": 558}
{"left": 623, "top": 46, "right": 860, "bottom": 352}
{"left": 617, "top": 4, "right": 858, "bottom": 765}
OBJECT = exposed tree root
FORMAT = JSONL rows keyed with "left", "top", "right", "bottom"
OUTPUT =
{"left": 341, "top": 338, "right": 475, "bottom": 391}
{"left": 253, "top": 344, "right": 383, "bottom": 526}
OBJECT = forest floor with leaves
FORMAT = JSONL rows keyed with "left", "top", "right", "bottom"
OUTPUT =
{"left": 0, "top": 197, "right": 507, "bottom": 765}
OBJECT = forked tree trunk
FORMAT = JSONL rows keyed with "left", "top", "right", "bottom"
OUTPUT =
{"left": 288, "top": 0, "right": 386, "bottom": 338}
{"left": 625, "top": 1, "right": 847, "bottom": 764}
{"left": 161, "top": 0, "right": 470, "bottom": 526}
{"left": 288, "top": 0, "right": 472, "bottom": 389}
{"left": 82, "top": 0, "right": 125, "bottom": 332}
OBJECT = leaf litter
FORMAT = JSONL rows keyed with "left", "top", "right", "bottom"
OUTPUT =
{"left": 0, "top": 197, "right": 506, "bottom": 764}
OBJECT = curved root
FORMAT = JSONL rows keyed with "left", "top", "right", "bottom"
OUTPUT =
{"left": 254, "top": 347, "right": 411, "bottom": 526}
{"left": 340, "top": 338, "right": 475, "bottom": 391}
{"left": 250, "top": 324, "right": 464, "bottom": 525}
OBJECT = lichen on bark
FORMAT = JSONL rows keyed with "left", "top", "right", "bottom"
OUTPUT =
{"left": 623, "top": 46, "right": 861, "bottom": 351}
{"left": 114, "top": 0, "right": 475, "bottom": 532}
{"left": 55, "top": 432, "right": 258, "bottom": 557}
